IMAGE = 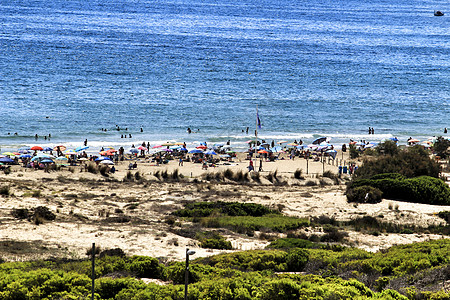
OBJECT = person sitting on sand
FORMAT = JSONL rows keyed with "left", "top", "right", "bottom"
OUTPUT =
{"left": 248, "top": 160, "right": 254, "bottom": 172}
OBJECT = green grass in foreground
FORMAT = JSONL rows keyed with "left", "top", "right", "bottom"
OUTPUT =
{"left": 0, "top": 239, "right": 449, "bottom": 299}
{"left": 200, "top": 214, "right": 310, "bottom": 234}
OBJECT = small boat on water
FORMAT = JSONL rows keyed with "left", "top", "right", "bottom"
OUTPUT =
{"left": 434, "top": 10, "right": 444, "bottom": 16}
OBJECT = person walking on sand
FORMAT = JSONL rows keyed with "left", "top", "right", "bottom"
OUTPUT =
{"left": 258, "top": 159, "right": 263, "bottom": 172}
{"left": 248, "top": 160, "right": 254, "bottom": 172}
{"left": 179, "top": 157, "right": 183, "bottom": 166}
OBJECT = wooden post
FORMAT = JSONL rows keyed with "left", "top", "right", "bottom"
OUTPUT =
{"left": 91, "top": 243, "right": 95, "bottom": 300}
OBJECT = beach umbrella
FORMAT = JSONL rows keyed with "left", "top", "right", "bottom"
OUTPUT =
{"left": 18, "top": 150, "right": 30, "bottom": 154}
{"left": 226, "top": 150, "right": 236, "bottom": 154}
{"left": 196, "top": 145, "right": 207, "bottom": 150}
{"left": 389, "top": 137, "right": 399, "bottom": 142}
{"left": 0, "top": 157, "right": 14, "bottom": 164}
{"left": 2, "top": 152, "right": 16, "bottom": 157}
{"left": 31, "top": 146, "right": 43, "bottom": 151}
{"left": 258, "top": 150, "right": 269, "bottom": 154}
{"left": 271, "top": 146, "right": 283, "bottom": 153}
{"left": 18, "top": 146, "right": 31, "bottom": 151}
{"left": 161, "top": 142, "right": 175, "bottom": 146}
{"left": 65, "top": 150, "right": 77, "bottom": 155}
{"left": 278, "top": 140, "right": 288, "bottom": 144}
{"left": 326, "top": 149, "right": 337, "bottom": 159}
{"left": 408, "top": 138, "right": 420, "bottom": 143}
{"left": 129, "top": 148, "right": 139, "bottom": 154}
{"left": 41, "top": 158, "right": 54, "bottom": 164}
{"left": 99, "top": 151, "right": 108, "bottom": 156}
{"left": 106, "top": 150, "right": 117, "bottom": 156}
{"left": 56, "top": 157, "right": 69, "bottom": 161}
{"left": 138, "top": 146, "right": 147, "bottom": 151}
{"left": 220, "top": 154, "right": 231, "bottom": 158}
{"left": 100, "top": 160, "right": 114, "bottom": 165}
{"left": 312, "top": 137, "right": 327, "bottom": 145}
{"left": 95, "top": 156, "right": 111, "bottom": 161}
{"left": 75, "top": 146, "right": 89, "bottom": 152}
{"left": 43, "top": 147, "right": 53, "bottom": 152}
{"left": 19, "top": 154, "right": 32, "bottom": 158}
{"left": 205, "top": 150, "right": 217, "bottom": 155}
{"left": 53, "top": 145, "right": 67, "bottom": 151}
{"left": 152, "top": 145, "right": 162, "bottom": 149}
{"left": 188, "top": 149, "right": 203, "bottom": 154}
{"left": 174, "top": 142, "right": 185, "bottom": 146}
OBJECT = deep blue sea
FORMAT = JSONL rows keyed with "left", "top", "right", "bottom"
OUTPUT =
{"left": 1, "top": 0, "right": 449, "bottom": 151}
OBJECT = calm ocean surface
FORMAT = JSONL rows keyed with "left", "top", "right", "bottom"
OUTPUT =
{"left": 1, "top": 0, "right": 449, "bottom": 151}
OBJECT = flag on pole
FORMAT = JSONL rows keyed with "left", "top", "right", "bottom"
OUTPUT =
{"left": 257, "top": 111, "right": 262, "bottom": 129}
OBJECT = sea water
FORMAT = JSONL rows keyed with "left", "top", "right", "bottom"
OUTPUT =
{"left": 1, "top": 0, "right": 449, "bottom": 152}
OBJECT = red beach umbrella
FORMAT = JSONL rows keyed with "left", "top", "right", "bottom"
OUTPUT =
{"left": 31, "top": 146, "right": 43, "bottom": 151}
{"left": 53, "top": 145, "right": 67, "bottom": 151}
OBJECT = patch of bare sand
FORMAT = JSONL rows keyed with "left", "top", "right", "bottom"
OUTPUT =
{"left": 0, "top": 160, "right": 449, "bottom": 262}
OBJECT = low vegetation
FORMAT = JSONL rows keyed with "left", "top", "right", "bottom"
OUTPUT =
{"left": 173, "top": 201, "right": 309, "bottom": 236}
{"left": 0, "top": 239, "right": 448, "bottom": 299}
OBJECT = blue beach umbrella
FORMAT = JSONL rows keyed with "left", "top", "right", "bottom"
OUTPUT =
{"left": 43, "top": 147, "right": 53, "bottom": 152}
{"left": 129, "top": 148, "right": 139, "bottom": 154}
{"left": 19, "top": 154, "right": 32, "bottom": 158}
{"left": 205, "top": 150, "right": 217, "bottom": 155}
{"left": 0, "top": 157, "right": 14, "bottom": 164}
{"left": 95, "top": 156, "right": 111, "bottom": 161}
{"left": 188, "top": 149, "right": 203, "bottom": 154}
{"left": 18, "top": 146, "right": 31, "bottom": 151}
{"left": 41, "top": 158, "right": 54, "bottom": 164}
{"left": 75, "top": 146, "right": 89, "bottom": 152}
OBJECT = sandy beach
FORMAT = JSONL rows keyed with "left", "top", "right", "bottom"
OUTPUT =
{"left": 0, "top": 147, "right": 449, "bottom": 263}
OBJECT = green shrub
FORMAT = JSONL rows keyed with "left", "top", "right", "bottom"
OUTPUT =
{"left": 127, "top": 256, "right": 164, "bottom": 278}
{"left": 433, "top": 136, "right": 450, "bottom": 159}
{"left": 0, "top": 186, "right": 10, "bottom": 196}
{"left": 376, "top": 140, "right": 399, "bottom": 156}
{"left": 356, "top": 146, "right": 439, "bottom": 179}
{"left": 346, "top": 185, "right": 383, "bottom": 203}
{"left": 173, "top": 201, "right": 278, "bottom": 218}
{"left": 197, "top": 232, "right": 232, "bottom": 250}
{"left": 203, "top": 215, "right": 309, "bottom": 234}
{"left": 349, "top": 174, "right": 450, "bottom": 205}
{"left": 266, "top": 238, "right": 316, "bottom": 249}
{"left": 286, "top": 248, "right": 309, "bottom": 271}
{"left": 196, "top": 250, "right": 288, "bottom": 272}
{"left": 349, "top": 143, "right": 360, "bottom": 159}
{"left": 437, "top": 211, "right": 450, "bottom": 223}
